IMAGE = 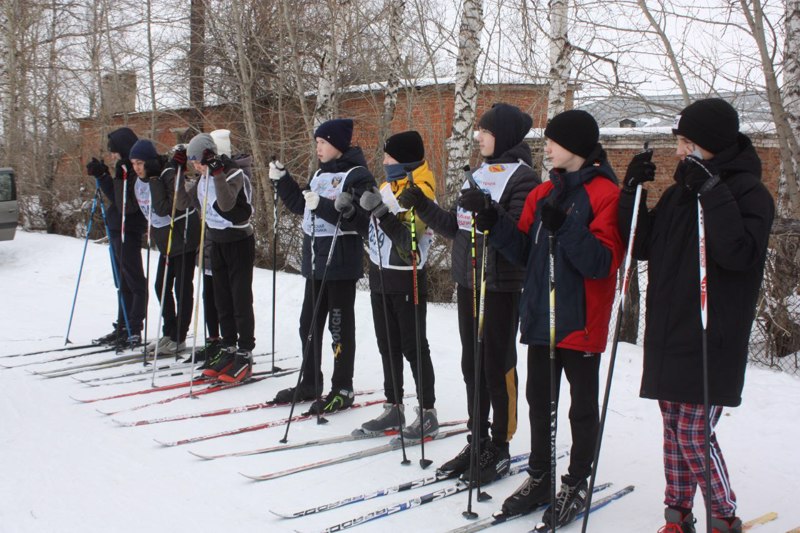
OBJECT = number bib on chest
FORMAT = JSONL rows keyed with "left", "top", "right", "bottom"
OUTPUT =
{"left": 302, "top": 167, "right": 360, "bottom": 237}
{"left": 456, "top": 162, "right": 521, "bottom": 234}
{"left": 367, "top": 184, "right": 433, "bottom": 270}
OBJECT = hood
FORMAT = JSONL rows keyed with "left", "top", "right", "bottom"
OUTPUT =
{"left": 713, "top": 133, "right": 762, "bottom": 180}
{"left": 233, "top": 154, "right": 253, "bottom": 179}
{"left": 107, "top": 127, "right": 139, "bottom": 159}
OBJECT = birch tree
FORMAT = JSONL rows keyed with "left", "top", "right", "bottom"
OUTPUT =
{"left": 445, "top": 0, "right": 483, "bottom": 199}
{"left": 378, "top": 0, "right": 407, "bottom": 159}
{"left": 541, "top": 0, "right": 572, "bottom": 179}
{"left": 782, "top": 0, "right": 800, "bottom": 218}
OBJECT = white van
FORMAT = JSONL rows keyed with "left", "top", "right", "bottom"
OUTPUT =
{"left": 0, "top": 167, "right": 18, "bottom": 241}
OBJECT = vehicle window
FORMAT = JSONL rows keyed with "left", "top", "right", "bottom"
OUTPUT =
{"left": 0, "top": 172, "right": 15, "bottom": 202}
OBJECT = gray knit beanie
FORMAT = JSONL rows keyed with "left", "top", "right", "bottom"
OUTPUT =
{"left": 187, "top": 133, "right": 217, "bottom": 161}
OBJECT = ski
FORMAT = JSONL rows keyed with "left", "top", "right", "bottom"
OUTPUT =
{"left": 742, "top": 512, "right": 778, "bottom": 531}
{"left": 154, "top": 397, "right": 391, "bottom": 447}
{"left": 270, "top": 453, "right": 533, "bottom": 519}
{"left": 98, "top": 368, "right": 298, "bottom": 416}
{"left": 115, "top": 388, "right": 384, "bottom": 427}
{"left": 240, "top": 427, "right": 469, "bottom": 482}
{"left": 1, "top": 345, "right": 121, "bottom": 369}
{"left": 0, "top": 341, "right": 104, "bottom": 359}
{"left": 72, "top": 367, "right": 290, "bottom": 403}
{"left": 190, "top": 418, "right": 467, "bottom": 460}
{"left": 528, "top": 485, "right": 635, "bottom": 532}
{"left": 28, "top": 350, "right": 149, "bottom": 376}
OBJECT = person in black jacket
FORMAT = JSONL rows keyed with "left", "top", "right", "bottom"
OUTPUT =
{"left": 270, "top": 118, "right": 377, "bottom": 414}
{"left": 334, "top": 131, "right": 439, "bottom": 441}
{"left": 399, "top": 103, "right": 540, "bottom": 485}
{"left": 128, "top": 139, "right": 200, "bottom": 356}
{"left": 86, "top": 127, "right": 148, "bottom": 348}
{"left": 619, "top": 98, "right": 775, "bottom": 533}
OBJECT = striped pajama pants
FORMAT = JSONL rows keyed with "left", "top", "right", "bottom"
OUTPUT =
{"left": 660, "top": 400, "right": 737, "bottom": 517}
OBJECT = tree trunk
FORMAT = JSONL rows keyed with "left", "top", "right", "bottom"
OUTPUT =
{"left": 445, "top": 0, "right": 483, "bottom": 200}
{"left": 188, "top": 0, "right": 205, "bottom": 134}
{"left": 541, "top": 0, "right": 572, "bottom": 181}
{"left": 619, "top": 261, "right": 640, "bottom": 344}
{"left": 377, "top": 0, "right": 407, "bottom": 166}
{"left": 783, "top": 0, "right": 800, "bottom": 218}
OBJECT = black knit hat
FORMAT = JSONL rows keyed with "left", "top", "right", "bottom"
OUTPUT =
{"left": 107, "top": 127, "right": 139, "bottom": 159}
{"left": 314, "top": 118, "right": 354, "bottom": 154}
{"left": 672, "top": 98, "right": 739, "bottom": 154}
{"left": 478, "top": 103, "right": 533, "bottom": 158}
{"left": 129, "top": 139, "right": 159, "bottom": 161}
{"left": 384, "top": 131, "right": 425, "bottom": 163}
{"left": 544, "top": 110, "right": 599, "bottom": 159}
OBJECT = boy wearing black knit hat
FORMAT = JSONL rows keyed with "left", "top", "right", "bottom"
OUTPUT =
{"left": 334, "top": 130, "right": 439, "bottom": 440}
{"left": 476, "top": 108, "right": 624, "bottom": 527}
{"left": 399, "top": 103, "right": 540, "bottom": 485}
{"left": 86, "top": 127, "right": 148, "bottom": 349}
{"left": 620, "top": 98, "right": 774, "bottom": 533}
{"left": 269, "top": 118, "right": 377, "bottom": 414}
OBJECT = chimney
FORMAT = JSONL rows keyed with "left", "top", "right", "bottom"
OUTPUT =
{"left": 101, "top": 71, "right": 137, "bottom": 116}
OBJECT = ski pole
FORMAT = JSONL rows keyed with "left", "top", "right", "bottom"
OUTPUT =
{"left": 174, "top": 169, "right": 191, "bottom": 362}
{"left": 118, "top": 163, "right": 133, "bottom": 341}
{"left": 150, "top": 163, "right": 184, "bottom": 383}
{"left": 548, "top": 209, "right": 558, "bottom": 533}
{"left": 405, "top": 169, "right": 431, "bottom": 470}
{"left": 698, "top": 194, "right": 712, "bottom": 533}
{"left": 281, "top": 214, "right": 345, "bottom": 443}
{"left": 371, "top": 214, "right": 410, "bottom": 465}
{"left": 271, "top": 158, "right": 281, "bottom": 372}
{"left": 310, "top": 212, "right": 325, "bottom": 426}
{"left": 65, "top": 187, "right": 100, "bottom": 344}
{"left": 142, "top": 193, "right": 152, "bottom": 364}
{"left": 187, "top": 168, "right": 211, "bottom": 397}
{"left": 581, "top": 143, "right": 651, "bottom": 533}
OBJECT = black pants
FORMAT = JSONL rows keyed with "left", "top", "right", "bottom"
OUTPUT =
{"left": 527, "top": 345, "right": 600, "bottom": 480}
{"left": 211, "top": 236, "right": 255, "bottom": 351}
{"left": 154, "top": 252, "right": 195, "bottom": 343}
{"left": 371, "top": 292, "right": 435, "bottom": 408}
{"left": 299, "top": 278, "right": 357, "bottom": 392}
{"left": 109, "top": 230, "right": 147, "bottom": 335}
{"left": 203, "top": 273, "right": 219, "bottom": 339}
{"left": 457, "top": 285, "right": 519, "bottom": 444}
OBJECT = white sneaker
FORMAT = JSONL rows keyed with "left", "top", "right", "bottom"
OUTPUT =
{"left": 144, "top": 336, "right": 170, "bottom": 353}
{"left": 160, "top": 339, "right": 185, "bottom": 355}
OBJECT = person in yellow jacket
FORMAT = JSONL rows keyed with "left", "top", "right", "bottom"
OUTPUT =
{"left": 334, "top": 131, "right": 438, "bottom": 441}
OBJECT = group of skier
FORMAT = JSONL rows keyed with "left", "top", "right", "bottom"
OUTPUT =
{"left": 85, "top": 96, "right": 774, "bottom": 532}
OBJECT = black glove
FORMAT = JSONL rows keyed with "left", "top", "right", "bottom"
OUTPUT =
{"left": 360, "top": 187, "right": 389, "bottom": 218}
{"left": 169, "top": 148, "right": 187, "bottom": 171}
{"left": 201, "top": 149, "right": 224, "bottom": 175}
{"left": 623, "top": 150, "right": 655, "bottom": 192}
{"left": 540, "top": 202, "right": 567, "bottom": 232}
{"left": 397, "top": 184, "right": 427, "bottom": 210}
{"left": 682, "top": 156, "right": 720, "bottom": 195}
{"left": 144, "top": 158, "right": 163, "bottom": 179}
{"left": 475, "top": 205, "right": 499, "bottom": 232}
{"left": 86, "top": 157, "right": 109, "bottom": 178}
{"left": 220, "top": 154, "right": 238, "bottom": 172}
{"left": 334, "top": 191, "right": 356, "bottom": 218}
{"left": 458, "top": 188, "right": 490, "bottom": 212}
{"left": 115, "top": 159, "right": 132, "bottom": 180}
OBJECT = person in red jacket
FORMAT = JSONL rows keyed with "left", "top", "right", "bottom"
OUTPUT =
{"left": 476, "top": 109, "right": 623, "bottom": 528}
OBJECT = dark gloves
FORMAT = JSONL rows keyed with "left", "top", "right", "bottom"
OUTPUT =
{"left": 334, "top": 191, "right": 356, "bottom": 218}
{"left": 169, "top": 147, "right": 187, "bottom": 171}
{"left": 360, "top": 187, "right": 389, "bottom": 218}
{"left": 115, "top": 159, "right": 132, "bottom": 180}
{"left": 540, "top": 202, "right": 567, "bottom": 232}
{"left": 86, "top": 157, "right": 109, "bottom": 178}
{"left": 458, "top": 188, "right": 490, "bottom": 212}
{"left": 397, "top": 184, "right": 427, "bottom": 210}
{"left": 201, "top": 149, "right": 224, "bottom": 175}
{"left": 623, "top": 149, "right": 655, "bottom": 192}
{"left": 475, "top": 204, "right": 499, "bottom": 232}
{"left": 682, "top": 156, "right": 720, "bottom": 195}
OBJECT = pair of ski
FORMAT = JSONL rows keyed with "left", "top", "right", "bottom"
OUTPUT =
{"left": 26, "top": 349, "right": 185, "bottom": 378}
{"left": 0, "top": 340, "right": 120, "bottom": 361}
{"left": 98, "top": 367, "right": 299, "bottom": 416}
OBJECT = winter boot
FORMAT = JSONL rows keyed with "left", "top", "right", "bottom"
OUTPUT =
{"left": 437, "top": 435, "right": 476, "bottom": 479}
{"left": 711, "top": 517, "right": 743, "bottom": 533}
{"left": 356, "top": 403, "right": 405, "bottom": 436}
{"left": 144, "top": 336, "right": 169, "bottom": 354}
{"left": 115, "top": 334, "right": 142, "bottom": 352}
{"left": 94, "top": 324, "right": 123, "bottom": 346}
{"left": 195, "top": 338, "right": 222, "bottom": 365}
{"left": 201, "top": 346, "right": 236, "bottom": 379}
{"left": 272, "top": 382, "right": 320, "bottom": 404}
{"left": 218, "top": 349, "right": 253, "bottom": 384}
{"left": 658, "top": 507, "right": 697, "bottom": 533}
{"left": 309, "top": 389, "right": 355, "bottom": 414}
{"left": 541, "top": 475, "right": 589, "bottom": 529}
{"left": 161, "top": 338, "right": 186, "bottom": 356}
{"left": 460, "top": 439, "right": 510, "bottom": 486}
{"left": 501, "top": 468, "right": 551, "bottom": 516}
{"left": 402, "top": 407, "right": 439, "bottom": 441}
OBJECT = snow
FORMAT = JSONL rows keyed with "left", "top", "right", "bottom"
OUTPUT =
{"left": 1, "top": 230, "right": 798, "bottom": 533}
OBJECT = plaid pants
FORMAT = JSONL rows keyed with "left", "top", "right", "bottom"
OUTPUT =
{"left": 660, "top": 400, "right": 737, "bottom": 517}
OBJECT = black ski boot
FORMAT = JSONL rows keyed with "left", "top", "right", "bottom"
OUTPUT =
{"left": 94, "top": 324, "right": 123, "bottom": 346}
{"left": 194, "top": 338, "right": 221, "bottom": 363}
{"left": 541, "top": 475, "right": 589, "bottom": 530}
{"left": 308, "top": 389, "right": 355, "bottom": 414}
{"left": 273, "top": 382, "right": 320, "bottom": 404}
{"left": 436, "top": 435, "right": 478, "bottom": 479}
{"left": 355, "top": 403, "right": 405, "bottom": 436}
{"left": 501, "top": 468, "right": 551, "bottom": 516}
{"left": 459, "top": 439, "right": 510, "bottom": 486}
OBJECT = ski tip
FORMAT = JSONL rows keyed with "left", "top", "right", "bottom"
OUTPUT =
{"left": 69, "top": 395, "right": 85, "bottom": 403}
{"left": 238, "top": 472, "right": 260, "bottom": 481}
{"left": 154, "top": 439, "right": 174, "bottom": 447}
{"left": 96, "top": 408, "right": 115, "bottom": 416}
{"left": 187, "top": 450, "right": 213, "bottom": 460}
{"left": 268, "top": 509, "right": 292, "bottom": 519}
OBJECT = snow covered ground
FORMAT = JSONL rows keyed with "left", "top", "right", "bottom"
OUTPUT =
{"left": 1, "top": 230, "right": 798, "bottom": 533}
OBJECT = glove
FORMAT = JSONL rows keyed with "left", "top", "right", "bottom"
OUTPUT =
{"left": 397, "top": 184, "right": 427, "bottom": 210}
{"left": 220, "top": 154, "right": 238, "bottom": 172}
{"left": 458, "top": 188, "right": 490, "bottom": 212}
{"left": 201, "top": 149, "right": 224, "bottom": 175}
{"left": 334, "top": 191, "right": 356, "bottom": 218}
{"left": 303, "top": 190, "right": 320, "bottom": 211}
{"left": 623, "top": 150, "right": 655, "bottom": 192}
{"left": 682, "top": 156, "right": 720, "bottom": 195}
{"left": 475, "top": 205, "right": 499, "bottom": 232}
{"left": 540, "top": 202, "right": 567, "bottom": 232}
{"left": 115, "top": 159, "right": 131, "bottom": 180}
{"left": 269, "top": 160, "right": 286, "bottom": 182}
{"left": 169, "top": 148, "right": 187, "bottom": 171}
{"left": 86, "top": 157, "right": 109, "bottom": 178}
{"left": 144, "top": 158, "right": 162, "bottom": 179}
{"left": 360, "top": 187, "right": 389, "bottom": 218}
